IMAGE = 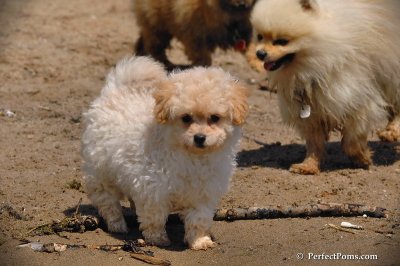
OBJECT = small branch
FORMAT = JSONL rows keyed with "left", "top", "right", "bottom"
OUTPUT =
{"left": 73, "top": 198, "right": 83, "bottom": 217}
{"left": 26, "top": 202, "right": 388, "bottom": 237}
{"left": 326, "top": 223, "right": 357, "bottom": 234}
{"left": 214, "top": 202, "right": 388, "bottom": 221}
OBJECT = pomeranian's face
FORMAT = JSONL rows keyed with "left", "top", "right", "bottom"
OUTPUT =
{"left": 251, "top": 0, "right": 319, "bottom": 72}
{"left": 253, "top": 33, "right": 296, "bottom": 72}
{"left": 153, "top": 69, "right": 248, "bottom": 154}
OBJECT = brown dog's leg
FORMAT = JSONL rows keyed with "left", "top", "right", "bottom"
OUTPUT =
{"left": 137, "top": 29, "right": 173, "bottom": 67}
{"left": 290, "top": 125, "right": 327, "bottom": 175}
{"left": 183, "top": 40, "right": 212, "bottom": 66}
{"left": 187, "top": 50, "right": 212, "bottom": 66}
{"left": 377, "top": 115, "right": 400, "bottom": 142}
{"left": 341, "top": 128, "right": 372, "bottom": 169}
{"left": 134, "top": 36, "right": 145, "bottom": 55}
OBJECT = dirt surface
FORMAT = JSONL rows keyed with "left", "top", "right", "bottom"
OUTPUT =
{"left": 0, "top": 0, "right": 399, "bottom": 265}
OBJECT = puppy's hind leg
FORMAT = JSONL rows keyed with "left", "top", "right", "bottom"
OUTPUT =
{"left": 378, "top": 115, "right": 400, "bottom": 142}
{"left": 290, "top": 123, "right": 327, "bottom": 175}
{"left": 85, "top": 181, "right": 128, "bottom": 233}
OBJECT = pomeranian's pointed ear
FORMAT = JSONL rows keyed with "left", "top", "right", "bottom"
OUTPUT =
{"left": 299, "top": 0, "right": 318, "bottom": 12}
{"left": 230, "top": 81, "right": 249, "bottom": 126}
{"left": 153, "top": 81, "right": 175, "bottom": 124}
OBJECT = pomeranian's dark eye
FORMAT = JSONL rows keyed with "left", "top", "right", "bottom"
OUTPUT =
{"left": 181, "top": 114, "right": 193, "bottom": 124}
{"left": 257, "top": 34, "right": 263, "bottom": 41}
{"left": 273, "top": 39, "right": 289, "bottom": 46}
{"left": 209, "top": 115, "right": 220, "bottom": 123}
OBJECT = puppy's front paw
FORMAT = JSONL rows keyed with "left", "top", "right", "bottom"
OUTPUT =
{"left": 290, "top": 161, "right": 320, "bottom": 175}
{"left": 142, "top": 230, "right": 171, "bottom": 247}
{"left": 107, "top": 219, "right": 128, "bottom": 233}
{"left": 189, "top": 236, "right": 216, "bottom": 250}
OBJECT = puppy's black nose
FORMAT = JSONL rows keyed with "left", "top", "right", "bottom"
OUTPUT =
{"left": 256, "top": 49, "right": 268, "bottom": 61}
{"left": 194, "top": 134, "right": 206, "bottom": 147}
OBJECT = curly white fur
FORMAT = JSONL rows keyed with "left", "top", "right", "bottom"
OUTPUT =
{"left": 81, "top": 56, "right": 248, "bottom": 249}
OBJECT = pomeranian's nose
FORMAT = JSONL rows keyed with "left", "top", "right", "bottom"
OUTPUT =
{"left": 256, "top": 49, "right": 268, "bottom": 61}
{"left": 194, "top": 134, "right": 206, "bottom": 147}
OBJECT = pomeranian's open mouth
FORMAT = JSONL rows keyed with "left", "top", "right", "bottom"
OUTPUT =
{"left": 264, "top": 53, "right": 296, "bottom": 71}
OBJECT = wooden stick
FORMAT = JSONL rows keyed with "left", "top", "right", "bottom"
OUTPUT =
{"left": 130, "top": 253, "right": 171, "bottom": 266}
{"left": 214, "top": 202, "right": 388, "bottom": 221}
{"left": 26, "top": 202, "right": 388, "bottom": 237}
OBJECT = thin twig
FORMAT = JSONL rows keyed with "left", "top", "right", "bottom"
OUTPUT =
{"left": 130, "top": 253, "right": 171, "bottom": 266}
{"left": 74, "top": 198, "right": 83, "bottom": 217}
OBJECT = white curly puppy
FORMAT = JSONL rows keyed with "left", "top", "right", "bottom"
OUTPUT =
{"left": 81, "top": 56, "right": 248, "bottom": 250}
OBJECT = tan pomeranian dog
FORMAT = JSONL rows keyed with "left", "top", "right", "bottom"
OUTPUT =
{"left": 134, "top": 0, "right": 256, "bottom": 69}
{"left": 250, "top": 0, "right": 400, "bottom": 174}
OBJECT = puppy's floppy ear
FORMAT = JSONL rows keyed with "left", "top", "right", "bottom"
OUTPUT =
{"left": 153, "top": 81, "right": 175, "bottom": 124}
{"left": 299, "top": 0, "right": 318, "bottom": 12}
{"left": 230, "top": 81, "right": 249, "bottom": 125}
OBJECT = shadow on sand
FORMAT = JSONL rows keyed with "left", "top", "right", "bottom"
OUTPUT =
{"left": 237, "top": 140, "right": 399, "bottom": 172}
{"left": 63, "top": 204, "right": 187, "bottom": 251}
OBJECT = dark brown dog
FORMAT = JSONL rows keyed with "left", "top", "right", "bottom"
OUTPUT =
{"left": 134, "top": 0, "right": 255, "bottom": 69}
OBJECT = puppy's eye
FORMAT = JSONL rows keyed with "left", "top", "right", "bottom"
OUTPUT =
{"left": 273, "top": 39, "right": 289, "bottom": 46}
{"left": 257, "top": 34, "right": 263, "bottom": 41}
{"left": 181, "top": 114, "right": 193, "bottom": 124}
{"left": 209, "top": 115, "right": 220, "bottom": 123}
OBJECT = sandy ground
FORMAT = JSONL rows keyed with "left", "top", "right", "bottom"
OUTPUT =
{"left": 0, "top": 0, "right": 399, "bottom": 265}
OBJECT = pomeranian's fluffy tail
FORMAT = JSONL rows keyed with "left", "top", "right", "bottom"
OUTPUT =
{"left": 103, "top": 56, "right": 167, "bottom": 94}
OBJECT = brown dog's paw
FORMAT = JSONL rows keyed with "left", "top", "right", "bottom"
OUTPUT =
{"left": 290, "top": 160, "right": 320, "bottom": 175}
